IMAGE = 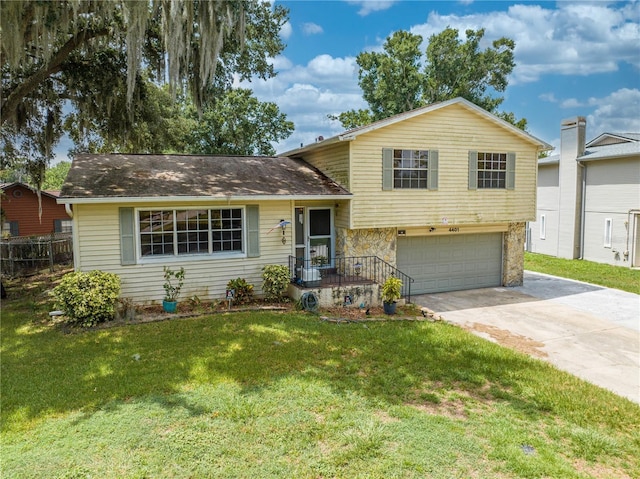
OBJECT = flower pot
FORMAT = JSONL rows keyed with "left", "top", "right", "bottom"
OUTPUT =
{"left": 163, "top": 300, "right": 178, "bottom": 313}
{"left": 383, "top": 301, "right": 397, "bottom": 315}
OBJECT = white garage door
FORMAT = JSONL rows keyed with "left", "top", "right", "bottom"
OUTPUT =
{"left": 397, "top": 233, "right": 503, "bottom": 294}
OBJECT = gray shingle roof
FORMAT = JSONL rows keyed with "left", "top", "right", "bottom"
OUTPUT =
{"left": 59, "top": 154, "right": 351, "bottom": 200}
{"left": 538, "top": 136, "right": 639, "bottom": 165}
{"left": 578, "top": 141, "right": 640, "bottom": 161}
{"left": 538, "top": 153, "right": 559, "bottom": 165}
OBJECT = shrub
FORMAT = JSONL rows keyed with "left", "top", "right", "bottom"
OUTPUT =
{"left": 226, "top": 278, "right": 254, "bottom": 304}
{"left": 52, "top": 270, "right": 121, "bottom": 327}
{"left": 261, "top": 264, "right": 290, "bottom": 302}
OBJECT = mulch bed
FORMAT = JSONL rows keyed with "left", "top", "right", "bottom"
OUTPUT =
{"left": 54, "top": 301, "right": 441, "bottom": 332}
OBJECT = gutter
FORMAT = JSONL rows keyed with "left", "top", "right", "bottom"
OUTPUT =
{"left": 578, "top": 149, "right": 640, "bottom": 162}
{"left": 56, "top": 194, "right": 353, "bottom": 206}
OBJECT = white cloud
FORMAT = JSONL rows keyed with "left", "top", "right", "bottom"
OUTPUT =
{"left": 347, "top": 1, "right": 398, "bottom": 17}
{"left": 280, "top": 21, "right": 293, "bottom": 40}
{"left": 308, "top": 54, "right": 357, "bottom": 79}
{"left": 409, "top": 2, "right": 639, "bottom": 84}
{"left": 302, "top": 22, "right": 323, "bottom": 35}
{"left": 272, "top": 55, "right": 293, "bottom": 71}
{"left": 560, "top": 98, "right": 585, "bottom": 109}
{"left": 256, "top": 54, "right": 359, "bottom": 93}
{"left": 531, "top": 88, "right": 640, "bottom": 150}
{"left": 241, "top": 54, "right": 365, "bottom": 153}
{"left": 586, "top": 88, "right": 640, "bottom": 137}
{"left": 539, "top": 93, "right": 557, "bottom": 103}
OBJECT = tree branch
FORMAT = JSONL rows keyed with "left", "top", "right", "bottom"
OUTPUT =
{"left": 1, "top": 27, "right": 109, "bottom": 126}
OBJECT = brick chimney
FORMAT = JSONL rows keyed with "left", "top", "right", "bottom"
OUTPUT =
{"left": 557, "top": 116, "right": 586, "bottom": 259}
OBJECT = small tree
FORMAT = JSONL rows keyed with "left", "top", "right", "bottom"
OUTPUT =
{"left": 163, "top": 266, "right": 185, "bottom": 302}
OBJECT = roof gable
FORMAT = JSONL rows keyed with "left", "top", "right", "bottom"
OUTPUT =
{"left": 59, "top": 154, "right": 351, "bottom": 203}
{"left": 1, "top": 182, "right": 60, "bottom": 200}
{"left": 282, "top": 97, "right": 552, "bottom": 156}
{"left": 586, "top": 132, "right": 640, "bottom": 148}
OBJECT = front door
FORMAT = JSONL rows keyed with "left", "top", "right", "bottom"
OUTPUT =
{"left": 294, "top": 207, "right": 333, "bottom": 267}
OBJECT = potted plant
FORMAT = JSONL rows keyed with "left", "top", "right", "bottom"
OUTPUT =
{"left": 381, "top": 276, "right": 402, "bottom": 315}
{"left": 162, "top": 266, "right": 185, "bottom": 313}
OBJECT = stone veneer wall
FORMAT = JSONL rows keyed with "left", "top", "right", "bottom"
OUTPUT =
{"left": 336, "top": 227, "right": 397, "bottom": 264}
{"left": 502, "top": 222, "right": 526, "bottom": 287}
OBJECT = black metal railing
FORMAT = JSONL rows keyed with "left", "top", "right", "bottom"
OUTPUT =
{"left": 288, "top": 255, "right": 414, "bottom": 302}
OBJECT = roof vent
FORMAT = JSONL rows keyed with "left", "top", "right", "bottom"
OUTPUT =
{"left": 316, "top": 136, "right": 324, "bottom": 142}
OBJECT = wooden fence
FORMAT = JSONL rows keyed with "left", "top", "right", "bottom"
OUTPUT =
{"left": 0, "top": 233, "right": 73, "bottom": 276}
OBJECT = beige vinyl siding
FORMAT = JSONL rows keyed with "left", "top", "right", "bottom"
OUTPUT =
{"left": 346, "top": 104, "right": 539, "bottom": 229}
{"left": 293, "top": 199, "right": 348, "bottom": 233}
{"left": 73, "top": 201, "right": 296, "bottom": 303}
{"left": 75, "top": 204, "right": 121, "bottom": 269}
{"left": 301, "top": 142, "right": 351, "bottom": 190}
{"left": 294, "top": 143, "right": 351, "bottom": 229}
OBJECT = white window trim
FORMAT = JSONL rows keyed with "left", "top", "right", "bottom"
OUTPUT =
{"left": 604, "top": 218, "right": 612, "bottom": 248}
{"left": 135, "top": 206, "right": 247, "bottom": 264}
{"left": 540, "top": 214, "right": 546, "bottom": 240}
{"left": 393, "top": 149, "right": 430, "bottom": 190}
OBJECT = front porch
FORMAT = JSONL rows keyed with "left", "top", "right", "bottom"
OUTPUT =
{"left": 287, "top": 255, "right": 413, "bottom": 308}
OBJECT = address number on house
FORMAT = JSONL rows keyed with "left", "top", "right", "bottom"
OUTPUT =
{"left": 448, "top": 227, "right": 460, "bottom": 233}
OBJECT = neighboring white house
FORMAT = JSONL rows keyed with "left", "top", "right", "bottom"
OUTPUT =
{"left": 528, "top": 117, "right": 640, "bottom": 267}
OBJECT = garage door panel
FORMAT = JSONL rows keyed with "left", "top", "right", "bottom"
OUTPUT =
{"left": 447, "top": 278, "right": 465, "bottom": 289}
{"left": 436, "top": 264, "right": 451, "bottom": 274}
{"left": 450, "top": 263, "right": 464, "bottom": 274}
{"left": 398, "top": 233, "right": 503, "bottom": 294}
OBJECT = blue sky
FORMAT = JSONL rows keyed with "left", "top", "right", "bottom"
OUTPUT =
{"left": 239, "top": 0, "right": 640, "bottom": 154}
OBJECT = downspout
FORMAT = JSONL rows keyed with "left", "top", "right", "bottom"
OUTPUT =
{"left": 627, "top": 209, "right": 640, "bottom": 267}
{"left": 63, "top": 202, "right": 80, "bottom": 271}
{"left": 578, "top": 162, "right": 586, "bottom": 259}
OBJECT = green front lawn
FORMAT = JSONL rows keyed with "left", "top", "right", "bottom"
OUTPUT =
{"left": 524, "top": 252, "right": 640, "bottom": 294}
{"left": 2, "top": 273, "right": 639, "bottom": 478}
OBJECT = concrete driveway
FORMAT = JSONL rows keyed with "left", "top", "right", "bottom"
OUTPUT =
{"left": 414, "top": 271, "right": 640, "bottom": 404}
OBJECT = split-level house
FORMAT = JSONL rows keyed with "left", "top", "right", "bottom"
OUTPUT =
{"left": 528, "top": 117, "right": 640, "bottom": 267}
{"left": 58, "top": 98, "right": 551, "bottom": 305}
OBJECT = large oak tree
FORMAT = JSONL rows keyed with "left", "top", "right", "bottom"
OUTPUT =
{"left": 1, "top": 1, "right": 289, "bottom": 187}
